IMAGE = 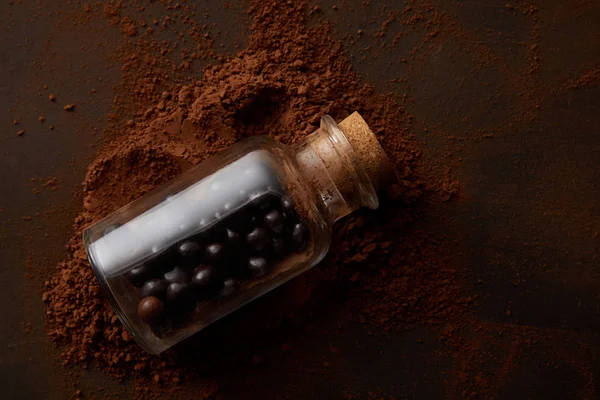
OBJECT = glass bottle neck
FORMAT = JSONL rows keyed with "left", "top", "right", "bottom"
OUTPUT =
{"left": 293, "top": 116, "right": 379, "bottom": 224}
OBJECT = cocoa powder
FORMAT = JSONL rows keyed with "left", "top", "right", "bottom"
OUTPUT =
{"left": 43, "top": 0, "right": 463, "bottom": 398}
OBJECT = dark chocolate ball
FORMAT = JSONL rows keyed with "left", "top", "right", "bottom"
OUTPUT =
{"left": 226, "top": 228, "right": 241, "bottom": 246}
{"left": 138, "top": 296, "right": 165, "bottom": 325}
{"left": 291, "top": 222, "right": 309, "bottom": 252}
{"left": 205, "top": 242, "right": 227, "bottom": 265}
{"left": 281, "top": 197, "right": 299, "bottom": 224}
{"left": 264, "top": 210, "right": 285, "bottom": 234}
{"left": 145, "top": 248, "right": 177, "bottom": 274}
{"left": 249, "top": 193, "right": 279, "bottom": 212}
{"left": 246, "top": 227, "right": 269, "bottom": 251}
{"left": 126, "top": 265, "right": 152, "bottom": 287}
{"left": 247, "top": 257, "right": 270, "bottom": 278}
{"left": 166, "top": 282, "right": 195, "bottom": 305}
{"left": 192, "top": 265, "right": 222, "bottom": 298}
{"left": 280, "top": 195, "right": 295, "bottom": 213}
{"left": 221, "top": 278, "right": 239, "bottom": 297}
{"left": 141, "top": 279, "right": 168, "bottom": 298}
{"left": 177, "top": 240, "right": 203, "bottom": 266}
{"left": 164, "top": 266, "right": 190, "bottom": 284}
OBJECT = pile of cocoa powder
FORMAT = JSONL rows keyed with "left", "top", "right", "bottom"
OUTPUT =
{"left": 42, "top": 1, "right": 467, "bottom": 398}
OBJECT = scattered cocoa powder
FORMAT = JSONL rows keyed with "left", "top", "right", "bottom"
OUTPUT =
{"left": 42, "top": 177, "right": 59, "bottom": 191}
{"left": 568, "top": 67, "right": 600, "bottom": 90}
{"left": 120, "top": 15, "right": 138, "bottom": 37}
{"left": 38, "top": 0, "right": 598, "bottom": 399}
{"left": 41, "top": 1, "right": 455, "bottom": 397}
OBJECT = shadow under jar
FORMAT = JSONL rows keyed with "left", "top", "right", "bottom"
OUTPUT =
{"left": 84, "top": 112, "right": 396, "bottom": 354}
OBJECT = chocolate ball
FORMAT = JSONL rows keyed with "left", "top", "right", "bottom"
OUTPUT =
{"left": 166, "top": 282, "right": 195, "bottom": 305}
{"left": 145, "top": 248, "right": 177, "bottom": 274}
{"left": 264, "top": 210, "right": 285, "bottom": 234}
{"left": 164, "top": 266, "right": 190, "bottom": 284}
{"left": 178, "top": 240, "right": 203, "bottom": 267}
{"left": 246, "top": 227, "right": 269, "bottom": 251}
{"left": 126, "top": 265, "right": 152, "bottom": 287}
{"left": 247, "top": 257, "right": 270, "bottom": 278}
{"left": 141, "top": 279, "right": 168, "bottom": 298}
{"left": 192, "top": 265, "right": 222, "bottom": 298}
{"left": 249, "top": 193, "right": 278, "bottom": 212}
{"left": 226, "top": 228, "right": 242, "bottom": 246}
{"left": 281, "top": 197, "right": 299, "bottom": 223}
{"left": 221, "top": 278, "right": 239, "bottom": 297}
{"left": 291, "top": 222, "right": 309, "bottom": 252}
{"left": 138, "top": 296, "right": 165, "bottom": 325}
{"left": 205, "top": 242, "right": 227, "bottom": 265}
{"left": 280, "top": 195, "right": 295, "bottom": 213}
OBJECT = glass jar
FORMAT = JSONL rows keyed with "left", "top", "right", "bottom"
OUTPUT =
{"left": 84, "top": 112, "right": 395, "bottom": 354}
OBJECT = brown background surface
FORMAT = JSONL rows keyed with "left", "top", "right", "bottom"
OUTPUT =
{"left": 1, "top": 0, "right": 599, "bottom": 399}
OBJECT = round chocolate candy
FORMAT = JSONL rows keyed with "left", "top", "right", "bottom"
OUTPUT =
{"left": 247, "top": 257, "right": 270, "bottom": 278}
{"left": 264, "top": 210, "right": 285, "bottom": 234}
{"left": 138, "top": 296, "right": 165, "bottom": 325}
{"left": 280, "top": 195, "right": 295, "bottom": 213}
{"left": 246, "top": 227, "right": 269, "bottom": 251}
{"left": 141, "top": 279, "right": 168, "bottom": 298}
{"left": 177, "top": 240, "right": 203, "bottom": 267}
{"left": 205, "top": 242, "right": 227, "bottom": 265}
{"left": 249, "top": 193, "right": 279, "bottom": 212}
{"left": 221, "top": 278, "right": 239, "bottom": 297}
{"left": 291, "top": 222, "right": 309, "bottom": 252}
{"left": 166, "top": 282, "right": 195, "bottom": 306}
{"left": 281, "top": 197, "right": 299, "bottom": 223}
{"left": 226, "top": 228, "right": 242, "bottom": 246}
{"left": 164, "top": 266, "right": 190, "bottom": 284}
{"left": 192, "top": 265, "right": 222, "bottom": 298}
{"left": 126, "top": 265, "right": 152, "bottom": 287}
{"left": 145, "top": 248, "right": 177, "bottom": 274}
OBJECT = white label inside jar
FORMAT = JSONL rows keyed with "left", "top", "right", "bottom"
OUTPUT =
{"left": 89, "top": 151, "right": 282, "bottom": 277}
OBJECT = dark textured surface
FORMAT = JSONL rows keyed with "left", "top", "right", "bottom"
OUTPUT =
{"left": 1, "top": 1, "right": 599, "bottom": 399}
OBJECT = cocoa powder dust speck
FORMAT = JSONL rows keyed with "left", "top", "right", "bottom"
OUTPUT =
{"left": 43, "top": 1, "right": 465, "bottom": 398}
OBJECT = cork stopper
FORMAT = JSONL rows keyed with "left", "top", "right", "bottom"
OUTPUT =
{"left": 338, "top": 112, "right": 397, "bottom": 191}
